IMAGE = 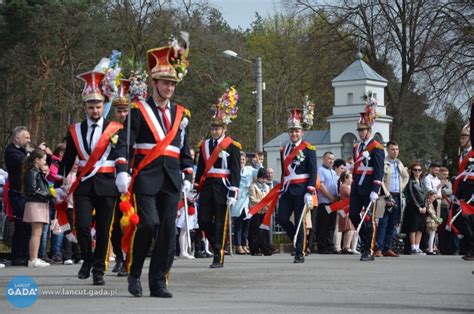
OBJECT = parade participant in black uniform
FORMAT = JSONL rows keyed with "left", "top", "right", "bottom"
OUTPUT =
{"left": 114, "top": 34, "right": 194, "bottom": 297}
{"left": 110, "top": 78, "right": 130, "bottom": 276}
{"left": 451, "top": 101, "right": 474, "bottom": 261}
{"left": 59, "top": 70, "right": 123, "bottom": 285}
{"left": 349, "top": 93, "right": 385, "bottom": 261}
{"left": 275, "top": 107, "right": 317, "bottom": 263}
{"left": 194, "top": 86, "right": 241, "bottom": 268}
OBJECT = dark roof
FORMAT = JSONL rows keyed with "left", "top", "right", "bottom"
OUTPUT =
{"left": 332, "top": 58, "right": 387, "bottom": 83}
{"left": 264, "top": 130, "right": 330, "bottom": 148}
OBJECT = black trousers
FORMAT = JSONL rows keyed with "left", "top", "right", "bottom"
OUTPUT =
{"left": 248, "top": 213, "right": 272, "bottom": 255}
{"left": 62, "top": 207, "right": 81, "bottom": 261}
{"left": 128, "top": 174, "right": 180, "bottom": 290}
{"left": 10, "top": 191, "right": 31, "bottom": 261}
{"left": 111, "top": 201, "right": 124, "bottom": 262}
{"left": 275, "top": 192, "right": 305, "bottom": 256}
{"left": 316, "top": 203, "right": 337, "bottom": 252}
{"left": 198, "top": 183, "right": 229, "bottom": 264}
{"left": 74, "top": 191, "right": 115, "bottom": 275}
{"left": 349, "top": 190, "right": 376, "bottom": 255}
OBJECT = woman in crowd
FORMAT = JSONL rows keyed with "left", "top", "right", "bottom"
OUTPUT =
{"left": 232, "top": 152, "right": 257, "bottom": 254}
{"left": 403, "top": 161, "right": 427, "bottom": 255}
{"left": 22, "top": 149, "right": 54, "bottom": 267}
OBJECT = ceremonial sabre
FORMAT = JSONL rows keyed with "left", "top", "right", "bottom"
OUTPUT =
{"left": 183, "top": 191, "right": 192, "bottom": 252}
{"left": 293, "top": 204, "right": 309, "bottom": 248}
{"left": 126, "top": 94, "right": 132, "bottom": 169}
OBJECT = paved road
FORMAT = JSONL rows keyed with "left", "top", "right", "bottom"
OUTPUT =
{"left": 0, "top": 254, "right": 473, "bottom": 313}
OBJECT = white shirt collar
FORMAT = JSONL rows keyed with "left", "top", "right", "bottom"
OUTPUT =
{"left": 290, "top": 139, "right": 302, "bottom": 147}
{"left": 87, "top": 117, "right": 104, "bottom": 128}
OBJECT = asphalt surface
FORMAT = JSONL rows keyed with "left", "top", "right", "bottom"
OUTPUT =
{"left": 0, "top": 253, "right": 473, "bottom": 313}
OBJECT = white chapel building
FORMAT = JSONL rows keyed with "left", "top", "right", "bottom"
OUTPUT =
{"left": 264, "top": 52, "right": 393, "bottom": 178}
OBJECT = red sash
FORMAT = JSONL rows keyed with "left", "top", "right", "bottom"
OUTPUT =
{"left": 129, "top": 103, "right": 184, "bottom": 190}
{"left": 353, "top": 141, "right": 380, "bottom": 171}
{"left": 121, "top": 104, "right": 184, "bottom": 255}
{"left": 247, "top": 141, "right": 310, "bottom": 227}
{"left": 282, "top": 141, "right": 310, "bottom": 176}
{"left": 56, "top": 121, "right": 123, "bottom": 226}
{"left": 196, "top": 137, "right": 233, "bottom": 192}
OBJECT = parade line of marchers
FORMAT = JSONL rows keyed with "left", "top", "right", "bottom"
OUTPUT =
{"left": 7, "top": 31, "right": 473, "bottom": 299}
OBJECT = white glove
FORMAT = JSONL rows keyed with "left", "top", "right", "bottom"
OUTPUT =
{"left": 304, "top": 193, "right": 313, "bottom": 208}
{"left": 115, "top": 172, "right": 131, "bottom": 194}
{"left": 370, "top": 191, "right": 379, "bottom": 202}
{"left": 227, "top": 197, "right": 237, "bottom": 208}
{"left": 182, "top": 180, "right": 192, "bottom": 196}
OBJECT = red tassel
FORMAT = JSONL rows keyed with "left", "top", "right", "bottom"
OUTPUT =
{"left": 130, "top": 213, "right": 140, "bottom": 225}
{"left": 119, "top": 200, "right": 132, "bottom": 213}
{"left": 188, "top": 205, "right": 195, "bottom": 216}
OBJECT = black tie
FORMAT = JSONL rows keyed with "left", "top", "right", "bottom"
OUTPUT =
{"left": 89, "top": 124, "right": 98, "bottom": 152}
{"left": 288, "top": 143, "right": 295, "bottom": 155}
{"left": 359, "top": 143, "right": 365, "bottom": 154}
{"left": 211, "top": 139, "right": 218, "bottom": 152}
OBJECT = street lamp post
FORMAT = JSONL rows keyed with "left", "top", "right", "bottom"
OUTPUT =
{"left": 223, "top": 50, "right": 263, "bottom": 152}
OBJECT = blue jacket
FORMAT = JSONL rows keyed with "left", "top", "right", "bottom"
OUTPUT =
{"left": 352, "top": 138, "right": 385, "bottom": 195}
{"left": 279, "top": 141, "right": 317, "bottom": 196}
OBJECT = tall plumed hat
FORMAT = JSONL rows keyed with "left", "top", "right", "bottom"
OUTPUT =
{"left": 287, "top": 95, "right": 315, "bottom": 130}
{"left": 357, "top": 91, "right": 379, "bottom": 130}
{"left": 77, "top": 71, "right": 105, "bottom": 102}
{"left": 210, "top": 85, "right": 240, "bottom": 126}
{"left": 78, "top": 50, "right": 123, "bottom": 103}
{"left": 147, "top": 32, "right": 190, "bottom": 82}
{"left": 112, "top": 79, "right": 130, "bottom": 107}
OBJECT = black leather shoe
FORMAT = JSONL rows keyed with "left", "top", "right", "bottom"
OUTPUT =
{"left": 112, "top": 259, "right": 123, "bottom": 273}
{"left": 294, "top": 255, "right": 305, "bottom": 263}
{"left": 93, "top": 274, "right": 105, "bottom": 286}
{"left": 78, "top": 262, "right": 92, "bottom": 279}
{"left": 360, "top": 254, "right": 375, "bottom": 261}
{"left": 194, "top": 251, "right": 207, "bottom": 258}
{"left": 128, "top": 276, "right": 142, "bottom": 297}
{"left": 150, "top": 287, "right": 173, "bottom": 298}
{"left": 209, "top": 262, "right": 223, "bottom": 268}
{"left": 117, "top": 263, "right": 128, "bottom": 277}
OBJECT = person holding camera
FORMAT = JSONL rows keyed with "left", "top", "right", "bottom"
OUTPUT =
{"left": 376, "top": 141, "right": 409, "bottom": 257}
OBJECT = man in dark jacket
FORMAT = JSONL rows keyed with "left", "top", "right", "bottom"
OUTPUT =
{"left": 195, "top": 91, "right": 242, "bottom": 268}
{"left": 60, "top": 71, "right": 122, "bottom": 285}
{"left": 114, "top": 38, "right": 193, "bottom": 298}
{"left": 349, "top": 96, "right": 385, "bottom": 261}
{"left": 4, "top": 126, "right": 31, "bottom": 265}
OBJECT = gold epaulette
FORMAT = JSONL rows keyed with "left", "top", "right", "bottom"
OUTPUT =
{"left": 308, "top": 145, "right": 317, "bottom": 151}
{"left": 376, "top": 143, "right": 384, "bottom": 150}
{"left": 233, "top": 141, "right": 242, "bottom": 150}
{"left": 131, "top": 101, "right": 140, "bottom": 109}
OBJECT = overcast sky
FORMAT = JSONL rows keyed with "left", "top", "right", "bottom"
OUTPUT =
{"left": 207, "top": 0, "right": 283, "bottom": 29}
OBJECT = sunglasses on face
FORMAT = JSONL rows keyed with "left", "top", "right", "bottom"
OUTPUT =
{"left": 413, "top": 169, "right": 422, "bottom": 172}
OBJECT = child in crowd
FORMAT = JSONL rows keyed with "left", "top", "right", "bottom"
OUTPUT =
{"left": 22, "top": 149, "right": 54, "bottom": 267}
{"left": 338, "top": 171, "right": 357, "bottom": 254}
{"left": 425, "top": 191, "right": 443, "bottom": 255}
{"left": 248, "top": 168, "right": 272, "bottom": 256}
{"left": 176, "top": 196, "right": 198, "bottom": 259}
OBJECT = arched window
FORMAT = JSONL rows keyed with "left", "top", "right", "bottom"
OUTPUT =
{"left": 341, "top": 133, "right": 357, "bottom": 159}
